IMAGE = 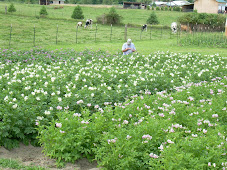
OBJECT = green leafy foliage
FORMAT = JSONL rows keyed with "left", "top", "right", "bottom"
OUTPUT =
{"left": 39, "top": 6, "right": 48, "bottom": 16}
{"left": 178, "top": 12, "right": 225, "bottom": 29}
{"left": 8, "top": 3, "right": 16, "bottom": 13}
{"left": 147, "top": 11, "right": 159, "bottom": 25}
{"left": 37, "top": 78, "right": 227, "bottom": 169}
{"left": 97, "top": 7, "right": 122, "bottom": 25}
{"left": 71, "top": 5, "right": 84, "bottom": 19}
{"left": 0, "top": 49, "right": 226, "bottom": 153}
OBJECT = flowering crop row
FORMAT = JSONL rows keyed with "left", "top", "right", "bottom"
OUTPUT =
{"left": 0, "top": 49, "right": 226, "bottom": 149}
{"left": 37, "top": 77, "right": 227, "bottom": 169}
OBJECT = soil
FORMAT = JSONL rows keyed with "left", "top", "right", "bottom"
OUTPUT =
{"left": 0, "top": 143, "right": 100, "bottom": 170}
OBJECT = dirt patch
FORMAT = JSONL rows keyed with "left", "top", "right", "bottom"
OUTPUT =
{"left": 0, "top": 143, "right": 100, "bottom": 170}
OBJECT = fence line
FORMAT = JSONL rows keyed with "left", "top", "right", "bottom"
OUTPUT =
{"left": 5, "top": 23, "right": 226, "bottom": 49}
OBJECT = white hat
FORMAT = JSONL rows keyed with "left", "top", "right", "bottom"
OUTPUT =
{"left": 127, "top": 39, "right": 132, "bottom": 45}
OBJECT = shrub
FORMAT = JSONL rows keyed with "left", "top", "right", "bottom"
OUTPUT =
{"left": 106, "top": 7, "right": 122, "bottom": 25}
{"left": 164, "top": 6, "right": 168, "bottom": 11}
{"left": 152, "top": 6, "right": 154, "bottom": 10}
{"left": 97, "top": 7, "right": 122, "bottom": 25}
{"left": 147, "top": 5, "right": 150, "bottom": 10}
{"left": 156, "top": 7, "right": 160, "bottom": 11}
{"left": 39, "top": 6, "right": 48, "bottom": 16}
{"left": 146, "top": 11, "right": 159, "bottom": 25}
{"left": 152, "top": 2, "right": 156, "bottom": 7}
{"left": 173, "top": 6, "right": 181, "bottom": 11}
{"left": 8, "top": 3, "right": 16, "bottom": 13}
{"left": 161, "top": 6, "right": 164, "bottom": 11}
{"left": 178, "top": 12, "right": 226, "bottom": 30}
{"left": 71, "top": 5, "right": 84, "bottom": 19}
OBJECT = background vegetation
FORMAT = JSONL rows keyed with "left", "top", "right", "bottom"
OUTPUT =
{"left": 0, "top": 2, "right": 226, "bottom": 54}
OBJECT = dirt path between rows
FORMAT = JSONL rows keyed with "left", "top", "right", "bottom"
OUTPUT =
{"left": 0, "top": 143, "right": 100, "bottom": 170}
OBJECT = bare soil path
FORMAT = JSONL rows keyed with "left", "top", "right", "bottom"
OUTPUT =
{"left": 0, "top": 143, "right": 100, "bottom": 170}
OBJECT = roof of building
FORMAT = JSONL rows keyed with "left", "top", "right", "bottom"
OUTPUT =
{"left": 123, "top": 2, "right": 144, "bottom": 5}
{"left": 216, "top": 0, "right": 226, "bottom": 2}
{"left": 195, "top": 0, "right": 226, "bottom": 2}
{"left": 166, "top": 1, "right": 191, "bottom": 6}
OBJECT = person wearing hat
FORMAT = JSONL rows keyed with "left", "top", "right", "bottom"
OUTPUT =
{"left": 122, "top": 39, "right": 136, "bottom": 55}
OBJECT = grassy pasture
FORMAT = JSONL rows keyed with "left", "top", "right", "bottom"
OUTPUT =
{"left": 0, "top": 2, "right": 226, "bottom": 55}
{"left": 0, "top": 2, "right": 185, "bottom": 26}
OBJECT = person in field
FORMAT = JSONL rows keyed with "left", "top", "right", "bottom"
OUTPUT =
{"left": 122, "top": 39, "right": 136, "bottom": 55}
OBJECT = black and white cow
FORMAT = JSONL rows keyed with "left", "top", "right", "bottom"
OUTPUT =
{"left": 77, "top": 22, "right": 83, "bottom": 27}
{"left": 142, "top": 24, "right": 147, "bottom": 32}
{"left": 171, "top": 22, "right": 177, "bottom": 34}
{"left": 84, "top": 19, "right": 93, "bottom": 28}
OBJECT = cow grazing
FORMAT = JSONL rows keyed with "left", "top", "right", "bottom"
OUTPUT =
{"left": 77, "top": 22, "right": 83, "bottom": 27}
{"left": 180, "top": 24, "right": 192, "bottom": 33}
{"left": 84, "top": 19, "right": 93, "bottom": 28}
{"left": 171, "top": 22, "right": 177, "bottom": 34}
{"left": 142, "top": 24, "right": 147, "bottom": 32}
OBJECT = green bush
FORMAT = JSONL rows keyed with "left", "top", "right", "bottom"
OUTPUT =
{"left": 161, "top": 6, "right": 164, "bottom": 11}
{"left": 39, "top": 6, "right": 48, "bottom": 16}
{"left": 146, "top": 11, "right": 159, "bottom": 25}
{"left": 71, "top": 5, "right": 84, "bottom": 19}
{"left": 151, "top": 6, "right": 154, "bottom": 10}
{"left": 97, "top": 7, "right": 122, "bottom": 25}
{"left": 147, "top": 5, "right": 150, "bottom": 10}
{"left": 156, "top": 6, "right": 160, "bottom": 11}
{"left": 178, "top": 12, "right": 226, "bottom": 30}
{"left": 164, "top": 6, "right": 168, "bottom": 11}
{"left": 8, "top": 3, "right": 16, "bottom": 13}
{"left": 173, "top": 6, "right": 181, "bottom": 11}
{"left": 152, "top": 2, "right": 156, "bottom": 7}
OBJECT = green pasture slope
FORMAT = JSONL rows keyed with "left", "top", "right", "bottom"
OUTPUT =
{"left": 0, "top": 2, "right": 226, "bottom": 55}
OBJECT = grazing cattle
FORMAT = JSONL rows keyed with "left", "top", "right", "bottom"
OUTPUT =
{"left": 171, "top": 22, "right": 177, "bottom": 34}
{"left": 77, "top": 22, "right": 83, "bottom": 27}
{"left": 181, "top": 24, "right": 192, "bottom": 33}
{"left": 84, "top": 19, "right": 93, "bottom": 28}
{"left": 142, "top": 24, "right": 147, "bottom": 32}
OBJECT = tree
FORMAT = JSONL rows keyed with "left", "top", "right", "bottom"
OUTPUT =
{"left": 8, "top": 3, "right": 16, "bottom": 13}
{"left": 39, "top": 6, "right": 48, "bottom": 16}
{"left": 71, "top": 5, "right": 84, "bottom": 19}
{"left": 146, "top": 12, "right": 159, "bottom": 25}
{"left": 105, "top": 7, "right": 122, "bottom": 25}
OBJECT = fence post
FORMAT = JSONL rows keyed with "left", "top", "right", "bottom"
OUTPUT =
{"left": 161, "top": 25, "right": 163, "bottom": 38}
{"left": 9, "top": 24, "right": 12, "bottom": 49}
{"left": 95, "top": 24, "right": 97, "bottom": 42}
{"left": 177, "top": 24, "right": 179, "bottom": 45}
{"left": 110, "top": 24, "right": 112, "bottom": 41}
{"left": 56, "top": 24, "right": 58, "bottom": 44}
{"left": 225, "top": 18, "right": 227, "bottom": 37}
{"left": 33, "top": 24, "right": 36, "bottom": 47}
{"left": 76, "top": 25, "right": 78, "bottom": 44}
{"left": 140, "top": 30, "right": 142, "bottom": 40}
{"left": 124, "top": 24, "right": 127, "bottom": 41}
{"left": 150, "top": 25, "right": 152, "bottom": 40}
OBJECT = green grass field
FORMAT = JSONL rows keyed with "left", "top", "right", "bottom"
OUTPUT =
{"left": 0, "top": 2, "right": 185, "bottom": 26}
{"left": 0, "top": 2, "right": 226, "bottom": 55}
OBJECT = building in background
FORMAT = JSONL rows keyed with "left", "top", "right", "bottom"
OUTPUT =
{"left": 53, "top": 0, "right": 65, "bottom": 4}
{"left": 39, "top": 0, "right": 50, "bottom": 5}
{"left": 194, "top": 0, "right": 226, "bottom": 14}
{"left": 123, "top": 2, "right": 147, "bottom": 9}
